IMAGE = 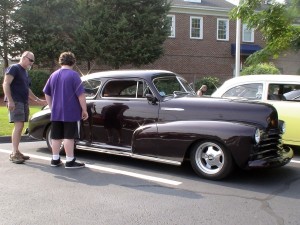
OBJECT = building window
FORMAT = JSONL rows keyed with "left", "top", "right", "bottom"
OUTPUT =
{"left": 167, "top": 15, "right": 175, "bottom": 38}
{"left": 217, "top": 18, "right": 229, "bottom": 41}
{"left": 242, "top": 24, "right": 254, "bottom": 42}
{"left": 190, "top": 16, "right": 203, "bottom": 39}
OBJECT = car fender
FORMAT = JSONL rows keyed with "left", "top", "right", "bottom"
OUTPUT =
{"left": 132, "top": 120, "right": 257, "bottom": 166}
{"left": 28, "top": 109, "right": 51, "bottom": 140}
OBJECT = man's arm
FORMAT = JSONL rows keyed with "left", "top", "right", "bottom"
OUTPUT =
{"left": 44, "top": 94, "right": 52, "bottom": 110}
{"left": 3, "top": 74, "right": 14, "bottom": 102}
{"left": 2, "top": 74, "right": 15, "bottom": 110}
{"left": 28, "top": 88, "right": 46, "bottom": 105}
{"left": 78, "top": 93, "right": 88, "bottom": 121}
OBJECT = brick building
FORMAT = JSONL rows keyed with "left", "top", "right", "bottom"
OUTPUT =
{"left": 142, "top": 0, "right": 300, "bottom": 83}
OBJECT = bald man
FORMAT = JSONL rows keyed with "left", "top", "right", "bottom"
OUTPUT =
{"left": 3, "top": 51, "right": 44, "bottom": 164}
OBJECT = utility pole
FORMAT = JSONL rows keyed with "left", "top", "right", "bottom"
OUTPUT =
{"left": 235, "top": 16, "right": 241, "bottom": 77}
{"left": 226, "top": 0, "right": 242, "bottom": 77}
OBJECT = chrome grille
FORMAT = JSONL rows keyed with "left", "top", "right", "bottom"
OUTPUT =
{"left": 250, "top": 128, "right": 282, "bottom": 160}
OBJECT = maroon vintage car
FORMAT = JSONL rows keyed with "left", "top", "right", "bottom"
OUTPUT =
{"left": 28, "top": 70, "right": 293, "bottom": 180}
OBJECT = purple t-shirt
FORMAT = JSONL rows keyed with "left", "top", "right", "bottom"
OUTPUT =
{"left": 43, "top": 68, "right": 84, "bottom": 122}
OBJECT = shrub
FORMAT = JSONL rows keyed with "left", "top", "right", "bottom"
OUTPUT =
{"left": 194, "top": 76, "right": 220, "bottom": 95}
{"left": 241, "top": 63, "right": 280, "bottom": 75}
{"left": 29, "top": 70, "right": 50, "bottom": 96}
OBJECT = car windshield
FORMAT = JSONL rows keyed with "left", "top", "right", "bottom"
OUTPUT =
{"left": 153, "top": 76, "right": 195, "bottom": 97}
{"left": 222, "top": 83, "right": 262, "bottom": 100}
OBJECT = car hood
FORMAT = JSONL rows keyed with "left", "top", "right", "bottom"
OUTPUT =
{"left": 159, "top": 96, "right": 279, "bottom": 129}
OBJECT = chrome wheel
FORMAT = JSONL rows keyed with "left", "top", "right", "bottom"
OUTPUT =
{"left": 190, "top": 141, "right": 233, "bottom": 180}
{"left": 195, "top": 142, "right": 224, "bottom": 174}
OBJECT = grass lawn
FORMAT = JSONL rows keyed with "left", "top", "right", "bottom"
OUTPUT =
{"left": 0, "top": 106, "right": 41, "bottom": 136}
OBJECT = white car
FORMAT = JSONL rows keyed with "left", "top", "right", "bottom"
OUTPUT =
{"left": 212, "top": 74, "right": 300, "bottom": 147}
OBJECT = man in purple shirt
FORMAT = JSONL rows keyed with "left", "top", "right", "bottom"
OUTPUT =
{"left": 43, "top": 52, "right": 88, "bottom": 168}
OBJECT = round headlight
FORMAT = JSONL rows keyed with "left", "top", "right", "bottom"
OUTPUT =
{"left": 254, "top": 129, "right": 261, "bottom": 144}
{"left": 281, "top": 122, "right": 286, "bottom": 134}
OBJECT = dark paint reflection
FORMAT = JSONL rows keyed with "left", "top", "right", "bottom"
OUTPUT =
{"left": 101, "top": 103, "right": 129, "bottom": 144}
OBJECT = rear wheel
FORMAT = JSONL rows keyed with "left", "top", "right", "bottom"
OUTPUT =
{"left": 190, "top": 140, "right": 234, "bottom": 180}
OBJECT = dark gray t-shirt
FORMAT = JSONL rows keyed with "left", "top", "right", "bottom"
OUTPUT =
{"left": 5, "top": 64, "right": 30, "bottom": 103}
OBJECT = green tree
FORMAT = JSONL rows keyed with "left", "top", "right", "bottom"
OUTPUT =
{"left": 230, "top": 0, "right": 300, "bottom": 65}
{"left": 0, "top": 0, "right": 21, "bottom": 68}
{"left": 72, "top": 0, "right": 104, "bottom": 72}
{"left": 241, "top": 63, "right": 281, "bottom": 75}
{"left": 94, "top": 0, "right": 171, "bottom": 69}
{"left": 14, "top": 0, "right": 78, "bottom": 70}
{"left": 11, "top": 0, "right": 170, "bottom": 71}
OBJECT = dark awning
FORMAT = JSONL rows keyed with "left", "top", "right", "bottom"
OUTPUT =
{"left": 231, "top": 44, "right": 262, "bottom": 56}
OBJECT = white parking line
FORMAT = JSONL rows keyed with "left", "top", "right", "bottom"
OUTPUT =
{"left": 0, "top": 149, "right": 182, "bottom": 186}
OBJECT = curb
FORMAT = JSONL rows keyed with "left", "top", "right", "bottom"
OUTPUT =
{"left": 0, "top": 135, "right": 38, "bottom": 144}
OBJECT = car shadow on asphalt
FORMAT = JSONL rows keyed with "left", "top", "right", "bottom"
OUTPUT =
{"left": 24, "top": 150, "right": 203, "bottom": 200}
{"left": 28, "top": 146, "right": 300, "bottom": 200}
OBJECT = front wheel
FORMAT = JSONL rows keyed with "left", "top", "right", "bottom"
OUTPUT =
{"left": 190, "top": 141, "right": 234, "bottom": 180}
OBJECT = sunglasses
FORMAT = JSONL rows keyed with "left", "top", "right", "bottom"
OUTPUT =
{"left": 25, "top": 56, "right": 35, "bottom": 63}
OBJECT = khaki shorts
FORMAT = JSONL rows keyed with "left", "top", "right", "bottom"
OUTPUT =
{"left": 8, "top": 102, "right": 29, "bottom": 123}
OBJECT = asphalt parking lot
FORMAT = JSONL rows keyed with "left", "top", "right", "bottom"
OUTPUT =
{"left": 1, "top": 136, "right": 300, "bottom": 225}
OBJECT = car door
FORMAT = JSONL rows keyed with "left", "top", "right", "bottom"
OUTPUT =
{"left": 265, "top": 83, "right": 300, "bottom": 146}
{"left": 81, "top": 79, "right": 159, "bottom": 149}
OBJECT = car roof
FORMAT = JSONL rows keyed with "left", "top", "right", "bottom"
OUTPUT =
{"left": 212, "top": 74, "right": 300, "bottom": 97}
{"left": 222, "top": 75, "right": 300, "bottom": 85}
{"left": 81, "top": 70, "right": 176, "bottom": 80}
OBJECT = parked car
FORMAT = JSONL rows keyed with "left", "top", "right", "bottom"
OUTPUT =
{"left": 28, "top": 70, "right": 293, "bottom": 180}
{"left": 212, "top": 74, "right": 300, "bottom": 148}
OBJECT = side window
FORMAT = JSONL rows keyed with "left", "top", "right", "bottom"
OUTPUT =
{"left": 82, "top": 79, "right": 101, "bottom": 98}
{"left": 269, "top": 83, "right": 300, "bottom": 101}
{"left": 222, "top": 83, "right": 262, "bottom": 100}
{"left": 119, "top": 82, "right": 138, "bottom": 97}
{"left": 102, "top": 80, "right": 149, "bottom": 98}
{"left": 268, "top": 84, "right": 282, "bottom": 100}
